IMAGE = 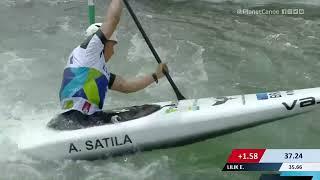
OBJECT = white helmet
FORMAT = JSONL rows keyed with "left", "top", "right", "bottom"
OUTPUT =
{"left": 85, "top": 23, "right": 118, "bottom": 43}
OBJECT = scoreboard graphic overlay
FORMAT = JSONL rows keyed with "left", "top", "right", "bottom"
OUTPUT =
{"left": 222, "top": 149, "right": 320, "bottom": 180}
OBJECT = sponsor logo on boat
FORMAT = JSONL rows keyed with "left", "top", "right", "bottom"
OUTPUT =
{"left": 282, "top": 97, "right": 319, "bottom": 111}
{"left": 269, "top": 92, "right": 282, "bottom": 98}
{"left": 165, "top": 102, "right": 178, "bottom": 114}
{"left": 166, "top": 106, "right": 178, "bottom": 113}
{"left": 165, "top": 99, "right": 200, "bottom": 114}
{"left": 256, "top": 92, "right": 282, "bottom": 100}
{"left": 212, "top": 97, "right": 236, "bottom": 106}
{"left": 256, "top": 91, "right": 294, "bottom": 100}
{"left": 165, "top": 106, "right": 200, "bottom": 114}
{"left": 68, "top": 134, "right": 133, "bottom": 154}
{"left": 256, "top": 93, "right": 269, "bottom": 100}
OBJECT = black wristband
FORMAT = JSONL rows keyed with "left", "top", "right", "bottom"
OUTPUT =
{"left": 152, "top": 73, "right": 158, "bottom": 84}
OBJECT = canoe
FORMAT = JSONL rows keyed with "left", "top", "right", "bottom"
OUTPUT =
{"left": 19, "top": 87, "right": 320, "bottom": 160}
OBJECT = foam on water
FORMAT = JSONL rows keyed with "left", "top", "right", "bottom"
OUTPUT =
{"left": 127, "top": 33, "right": 155, "bottom": 63}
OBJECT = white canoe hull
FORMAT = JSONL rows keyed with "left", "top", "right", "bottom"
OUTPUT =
{"left": 20, "top": 87, "right": 320, "bottom": 160}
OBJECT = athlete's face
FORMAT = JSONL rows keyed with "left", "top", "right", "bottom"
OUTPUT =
{"left": 104, "top": 41, "right": 116, "bottom": 62}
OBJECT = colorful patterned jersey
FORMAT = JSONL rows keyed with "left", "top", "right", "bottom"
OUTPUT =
{"left": 59, "top": 29, "right": 113, "bottom": 115}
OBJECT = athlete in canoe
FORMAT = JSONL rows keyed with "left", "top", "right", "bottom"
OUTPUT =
{"left": 48, "top": 0, "right": 168, "bottom": 130}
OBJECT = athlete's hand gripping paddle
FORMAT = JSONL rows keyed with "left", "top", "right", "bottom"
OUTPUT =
{"left": 122, "top": 0, "right": 186, "bottom": 101}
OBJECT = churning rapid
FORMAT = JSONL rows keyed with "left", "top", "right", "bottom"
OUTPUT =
{"left": 0, "top": 0, "right": 319, "bottom": 179}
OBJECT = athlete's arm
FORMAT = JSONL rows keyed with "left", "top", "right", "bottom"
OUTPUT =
{"left": 101, "top": 0, "right": 123, "bottom": 39}
{"left": 110, "top": 75, "right": 154, "bottom": 94}
{"left": 111, "top": 64, "right": 168, "bottom": 94}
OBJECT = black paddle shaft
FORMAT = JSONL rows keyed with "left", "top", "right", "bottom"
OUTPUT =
{"left": 122, "top": 0, "right": 186, "bottom": 101}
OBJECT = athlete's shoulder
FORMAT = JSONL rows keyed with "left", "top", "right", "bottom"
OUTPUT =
{"left": 80, "top": 29, "right": 107, "bottom": 49}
